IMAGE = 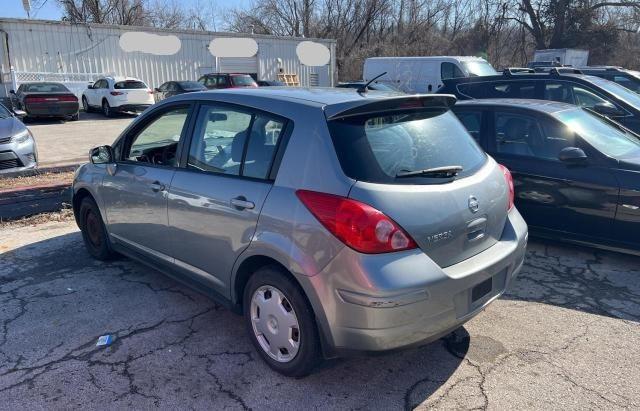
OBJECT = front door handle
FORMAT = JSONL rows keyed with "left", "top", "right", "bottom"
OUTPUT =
{"left": 231, "top": 197, "right": 255, "bottom": 210}
{"left": 150, "top": 181, "right": 166, "bottom": 192}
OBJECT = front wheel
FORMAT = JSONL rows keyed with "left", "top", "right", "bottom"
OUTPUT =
{"left": 82, "top": 96, "right": 91, "bottom": 113}
{"left": 243, "top": 266, "right": 321, "bottom": 377}
{"left": 79, "top": 197, "right": 116, "bottom": 260}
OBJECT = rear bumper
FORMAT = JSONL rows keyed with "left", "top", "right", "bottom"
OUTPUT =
{"left": 113, "top": 104, "right": 152, "bottom": 113}
{"left": 299, "top": 207, "right": 528, "bottom": 355}
{"left": 26, "top": 102, "right": 79, "bottom": 117}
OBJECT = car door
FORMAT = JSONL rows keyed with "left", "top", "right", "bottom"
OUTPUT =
{"left": 488, "top": 108, "right": 618, "bottom": 240}
{"left": 167, "top": 103, "right": 288, "bottom": 295}
{"left": 101, "top": 104, "right": 192, "bottom": 259}
{"left": 87, "top": 80, "right": 102, "bottom": 106}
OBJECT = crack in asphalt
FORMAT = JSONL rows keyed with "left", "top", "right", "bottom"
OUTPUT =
{"left": 1, "top": 224, "right": 639, "bottom": 409}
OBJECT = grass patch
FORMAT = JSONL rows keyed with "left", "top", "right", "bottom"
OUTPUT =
{"left": 0, "top": 205, "right": 75, "bottom": 228}
{"left": 0, "top": 171, "right": 75, "bottom": 191}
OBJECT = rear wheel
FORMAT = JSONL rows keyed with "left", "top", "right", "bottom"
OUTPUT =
{"left": 82, "top": 96, "right": 91, "bottom": 113}
{"left": 68, "top": 112, "right": 79, "bottom": 121}
{"left": 243, "top": 266, "right": 321, "bottom": 377}
{"left": 79, "top": 197, "right": 116, "bottom": 260}
{"left": 102, "top": 100, "right": 112, "bottom": 117}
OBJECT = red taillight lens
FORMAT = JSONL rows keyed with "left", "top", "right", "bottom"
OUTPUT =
{"left": 499, "top": 164, "right": 514, "bottom": 211}
{"left": 25, "top": 97, "right": 47, "bottom": 103}
{"left": 110, "top": 91, "right": 124, "bottom": 96}
{"left": 296, "top": 190, "right": 417, "bottom": 254}
{"left": 59, "top": 95, "right": 78, "bottom": 102}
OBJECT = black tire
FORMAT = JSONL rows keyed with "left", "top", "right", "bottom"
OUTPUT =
{"left": 82, "top": 96, "right": 91, "bottom": 113}
{"left": 67, "top": 112, "right": 79, "bottom": 121}
{"left": 243, "top": 266, "right": 321, "bottom": 377}
{"left": 102, "top": 100, "right": 112, "bottom": 117}
{"left": 79, "top": 197, "right": 116, "bottom": 260}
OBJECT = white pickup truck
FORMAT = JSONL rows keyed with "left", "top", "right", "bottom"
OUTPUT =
{"left": 82, "top": 76, "right": 155, "bottom": 117}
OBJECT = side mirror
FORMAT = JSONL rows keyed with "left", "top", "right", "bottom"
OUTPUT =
{"left": 593, "top": 102, "right": 625, "bottom": 117}
{"left": 90, "top": 145, "right": 114, "bottom": 164}
{"left": 87, "top": 84, "right": 94, "bottom": 89}
{"left": 12, "top": 109, "right": 26, "bottom": 118}
{"left": 9, "top": 90, "right": 15, "bottom": 95}
{"left": 558, "top": 147, "right": 588, "bottom": 164}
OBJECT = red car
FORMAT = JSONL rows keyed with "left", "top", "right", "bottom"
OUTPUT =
{"left": 197, "top": 73, "right": 258, "bottom": 89}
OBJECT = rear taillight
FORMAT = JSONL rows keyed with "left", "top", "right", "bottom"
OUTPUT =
{"left": 110, "top": 91, "right": 124, "bottom": 96}
{"left": 25, "top": 97, "right": 47, "bottom": 103}
{"left": 59, "top": 95, "right": 78, "bottom": 102}
{"left": 499, "top": 164, "right": 514, "bottom": 211}
{"left": 296, "top": 190, "right": 417, "bottom": 254}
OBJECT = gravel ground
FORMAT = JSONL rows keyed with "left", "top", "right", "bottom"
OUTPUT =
{"left": 0, "top": 221, "right": 638, "bottom": 410}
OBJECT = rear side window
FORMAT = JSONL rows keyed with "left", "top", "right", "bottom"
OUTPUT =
{"left": 114, "top": 81, "right": 147, "bottom": 89}
{"left": 458, "top": 81, "right": 536, "bottom": 99}
{"left": 454, "top": 110, "right": 483, "bottom": 142}
{"left": 328, "top": 110, "right": 486, "bottom": 184}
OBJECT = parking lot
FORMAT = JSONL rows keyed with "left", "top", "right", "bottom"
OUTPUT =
{"left": 0, "top": 220, "right": 638, "bottom": 409}
{"left": 27, "top": 113, "right": 134, "bottom": 168}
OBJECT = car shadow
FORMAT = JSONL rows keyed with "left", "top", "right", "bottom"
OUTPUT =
{"left": 0, "top": 230, "right": 467, "bottom": 408}
{"left": 503, "top": 238, "right": 640, "bottom": 322}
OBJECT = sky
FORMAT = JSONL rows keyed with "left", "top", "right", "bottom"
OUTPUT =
{"left": 2, "top": 0, "right": 248, "bottom": 21}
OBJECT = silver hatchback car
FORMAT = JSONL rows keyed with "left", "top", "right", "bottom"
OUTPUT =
{"left": 72, "top": 88, "right": 527, "bottom": 376}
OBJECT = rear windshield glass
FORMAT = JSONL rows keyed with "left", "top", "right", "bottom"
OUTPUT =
{"left": 177, "top": 81, "right": 205, "bottom": 90}
{"left": 328, "top": 110, "right": 486, "bottom": 184}
{"left": 114, "top": 81, "right": 148, "bottom": 89}
{"left": 22, "top": 83, "right": 69, "bottom": 92}
{"left": 231, "top": 75, "right": 256, "bottom": 86}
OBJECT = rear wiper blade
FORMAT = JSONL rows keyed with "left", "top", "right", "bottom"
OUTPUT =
{"left": 395, "top": 166, "right": 463, "bottom": 178}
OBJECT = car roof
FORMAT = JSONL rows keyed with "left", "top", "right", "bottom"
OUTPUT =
{"left": 168, "top": 87, "right": 452, "bottom": 118}
{"left": 455, "top": 98, "right": 578, "bottom": 114}
{"left": 367, "top": 56, "right": 487, "bottom": 62}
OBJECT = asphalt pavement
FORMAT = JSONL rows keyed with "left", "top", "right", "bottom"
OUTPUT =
{"left": 0, "top": 221, "right": 638, "bottom": 409}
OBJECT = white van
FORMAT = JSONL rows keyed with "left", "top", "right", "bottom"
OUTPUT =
{"left": 363, "top": 56, "right": 497, "bottom": 93}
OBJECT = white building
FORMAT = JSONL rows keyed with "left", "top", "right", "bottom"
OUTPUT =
{"left": 0, "top": 18, "right": 336, "bottom": 97}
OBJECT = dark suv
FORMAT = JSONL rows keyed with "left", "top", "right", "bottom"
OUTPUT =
{"left": 197, "top": 73, "right": 258, "bottom": 90}
{"left": 438, "top": 71, "right": 640, "bottom": 133}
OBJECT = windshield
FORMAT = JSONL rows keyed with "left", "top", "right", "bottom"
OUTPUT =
{"left": 231, "top": 75, "right": 257, "bottom": 86}
{"left": 328, "top": 110, "right": 486, "bottom": 184}
{"left": 178, "top": 81, "right": 205, "bottom": 90}
{"left": 585, "top": 75, "right": 640, "bottom": 108}
{"left": 462, "top": 61, "right": 498, "bottom": 77}
{"left": 114, "top": 80, "right": 148, "bottom": 89}
{"left": 22, "top": 83, "right": 69, "bottom": 92}
{"left": 555, "top": 108, "right": 640, "bottom": 160}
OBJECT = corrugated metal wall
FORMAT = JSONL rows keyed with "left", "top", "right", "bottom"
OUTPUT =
{"left": 0, "top": 18, "right": 335, "bottom": 89}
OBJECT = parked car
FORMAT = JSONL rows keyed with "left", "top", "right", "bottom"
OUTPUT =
{"left": 11, "top": 82, "right": 79, "bottom": 121}
{"left": 336, "top": 81, "right": 402, "bottom": 92}
{"left": 452, "top": 98, "right": 640, "bottom": 254}
{"left": 82, "top": 77, "right": 154, "bottom": 117}
{"left": 0, "top": 103, "right": 37, "bottom": 172}
{"left": 154, "top": 81, "right": 207, "bottom": 102}
{"left": 578, "top": 67, "right": 640, "bottom": 94}
{"left": 438, "top": 71, "right": 640, "bottom": 134}
{"left": 363, "top": 56, "right": 498, "bottom": 93}
{"left": 197, "top": 73, "right": 258, "bottom": 89}
{"left": 257, "top": 80, "right": 286, "bottom": 87}
{"left": 72, "top": 88, "right": 527, "bottom": 376}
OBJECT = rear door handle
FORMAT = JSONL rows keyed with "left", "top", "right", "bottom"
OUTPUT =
{"left": 150, "top": 181, "right": 166, "bottom": 192}
{"left": 231, "top": 197, "right": 255, "bottom": 210}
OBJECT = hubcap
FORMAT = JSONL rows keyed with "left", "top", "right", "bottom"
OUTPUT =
{"left": 250, "top": 285, "right": 300, "bottom": 363}
{"left": 85, "top": 211, "right": 102, "bottom": 248}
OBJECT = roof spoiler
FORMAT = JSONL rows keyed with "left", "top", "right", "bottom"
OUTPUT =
{"left": 325, "top": 94, "right": 457, "bottom": 120}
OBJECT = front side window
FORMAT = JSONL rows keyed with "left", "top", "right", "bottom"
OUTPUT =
{"left": 125, "top": 107, "right": 189, "bottom": 167}
{"left": 612, "top": 75, "right": 640, "bottom": 93}
{"left": 441, "top": 63, "right": 464, "bottom": 80}
{"left": 573, "top": 86, "right": 607, "bottom": 107}
{"left": 217, "top": 76, "right": 229, "bottom": 87}
{"left": 494, "top": 111, "right": 575, "bottom": 160}
{"left": 328, "top": 110, "right": 486, "bottom": 184}
{"left": 462, "top": 61, "right": 498, "bottom": 77}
